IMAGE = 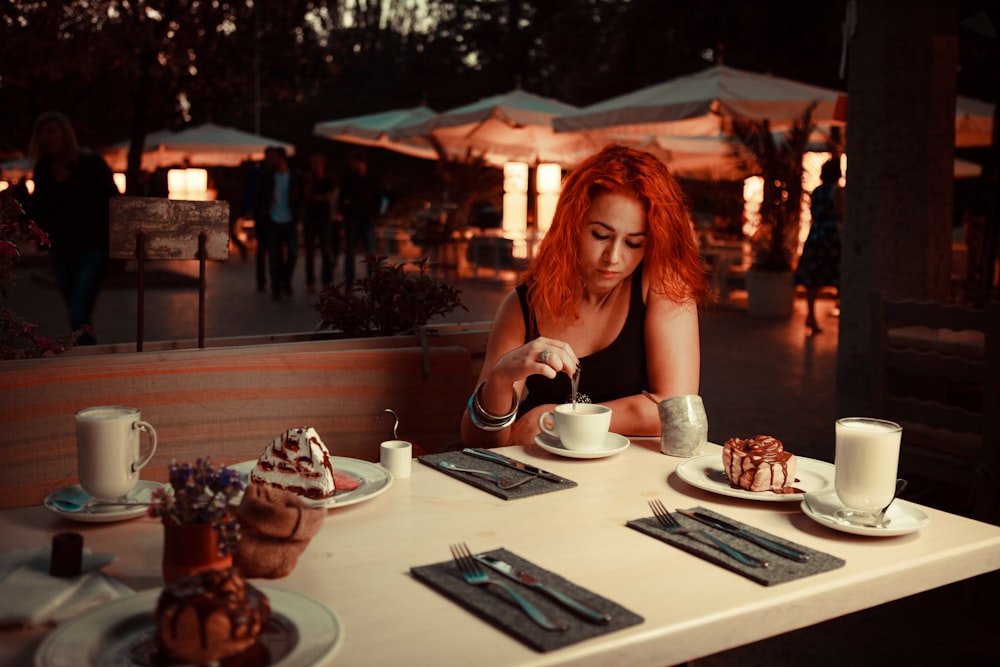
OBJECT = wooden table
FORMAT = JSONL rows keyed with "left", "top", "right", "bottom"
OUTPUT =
{"left": 2, "top": 440, "right": 999, "bottom": 666}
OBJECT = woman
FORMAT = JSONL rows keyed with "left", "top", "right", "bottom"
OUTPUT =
{"left": 461, "top": 145, "right": 711, "bottom": 448}
{"left": 793, "top": 159, "right": 842, "bottom": 334}
{"left": 28, "top": 111, "right": 119, "bottom": 344}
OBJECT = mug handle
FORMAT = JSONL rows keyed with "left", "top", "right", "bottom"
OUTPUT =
{"left": 538, "top": 411, "right": 559, "bottom": 438}
{"left": 132, "top": 420, "right": 158, "bottom": 472}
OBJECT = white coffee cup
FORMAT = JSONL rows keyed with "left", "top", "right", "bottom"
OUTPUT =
{"left": 657, "top": 394, "right": 708, "bottom": 458}
{"left": 76, "top": 406, "right": 158, "bottom": 501}
{"left": 834, "top": 417, "right": 901, "bottom": 524}
{"left": 380, "top": 439, "right": 412, "bottom": 479}
{"left": 538, "top": 403, "right": 612, "bottom": 451}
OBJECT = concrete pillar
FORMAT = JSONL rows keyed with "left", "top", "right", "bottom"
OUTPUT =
{"left": 835, "top": 0, "right": 958, "bottom": 416}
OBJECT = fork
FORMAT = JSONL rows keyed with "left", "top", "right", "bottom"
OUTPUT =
{"left": 450, "top": 543, "right": 568, "bottom": 631}
{"left": 648, "top": 499, "right": 769, "bottom": 568}
{"left": 438, "top": 461, "right": 536, "bottom": 489}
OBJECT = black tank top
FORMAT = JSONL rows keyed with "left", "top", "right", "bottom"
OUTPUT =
{"left": 516, "top": 270, "right": 647, "bottom": 415}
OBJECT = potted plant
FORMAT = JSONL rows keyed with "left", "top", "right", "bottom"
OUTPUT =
{"left": 732, "top": 105, "right": 816, "bottom": 318}
{"left": 149, "top": 458, "right": 244, "bottom": 583}
{"left": 315, "top": 255, "right": 466, "bottom": 338}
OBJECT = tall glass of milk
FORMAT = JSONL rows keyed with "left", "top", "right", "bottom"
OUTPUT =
{"left": 834, "top": 417, "right": 902, "bottom": 525}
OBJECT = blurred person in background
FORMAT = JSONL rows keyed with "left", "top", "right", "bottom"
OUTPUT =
{"left": 793, "top": 159, "right": 842, "bottom": 334}
{"left": 339, "top": 150, "right": 379, "bottom": 287}
{"left": 254, "top": 146, "right": 300, "bottom": 299}
{"left": 301, "top": 151, "right": 339, "bottom": 291}
{"left": 27, "top": 111, "right": 119, "bottom": 345}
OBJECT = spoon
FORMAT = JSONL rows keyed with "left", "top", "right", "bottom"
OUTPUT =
{"left": 865, "top": 478, "right": 908, "bottom": 528}
{"left": 51, "top": 497, "right": 152, "bottom": 513}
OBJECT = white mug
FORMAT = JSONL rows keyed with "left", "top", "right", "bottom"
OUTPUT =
{"left": 380, "top": 439, "right": 412, "bottom": 479}
{"left": 538, "top": 403, "right": 612, "bottom": 451}
{"left": 76, "top": 406, "right": 158, "bottom": 501}
{"left": 834, "top": 417, "right": 901, "bottom": 524}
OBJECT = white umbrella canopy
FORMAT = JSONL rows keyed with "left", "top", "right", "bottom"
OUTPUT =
{"left": 390, "top": 89, "right": 606, "bottom": 167}
{"left": 103, "top": 123, "right": 294, "bottom": 171}
{"left": 313, "top": 106, "right": 439, "bottom": 160}
{"left": 553, "top": 64, "right": 847, "bottom": 138}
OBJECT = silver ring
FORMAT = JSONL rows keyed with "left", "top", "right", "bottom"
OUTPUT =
{"left": 539, "top": 349, "right": 551, "bottom": 364}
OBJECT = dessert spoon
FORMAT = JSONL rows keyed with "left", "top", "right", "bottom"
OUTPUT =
{"left": 51, "top": 497, "right": 152, "bottom": 513}
{"left": 865, "top": 478, "right": 907, "bottom": 528}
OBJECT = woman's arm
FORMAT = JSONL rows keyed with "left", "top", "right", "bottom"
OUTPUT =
{"left": 460, "top": 290, "right": 579, "bottom": 448}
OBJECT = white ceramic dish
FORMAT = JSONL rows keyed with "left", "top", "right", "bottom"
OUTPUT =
{"left": 534, "top": 432, "right": 630, "bottom": 459}
{"left": 44, "top": 481, "right": 165, "bottom": 523}
{"left": 34, "top": 585, "right": 343, "bottom": 667}
{"left": 230, "top": 456, "right": 392, "bottom": 508}
{"left": 675, "top": 453, "right": 835, "bottom": 502}
{"left": 801, "top": 488, "right": 931, "bottom": 536}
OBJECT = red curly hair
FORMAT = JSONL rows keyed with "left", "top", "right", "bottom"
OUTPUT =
{"left": 525, "top": 145, "right": 710, "bottom": 323}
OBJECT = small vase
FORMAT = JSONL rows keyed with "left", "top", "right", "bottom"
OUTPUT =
{"left": 162, "top": 518, "right": 233, "bottom": 584}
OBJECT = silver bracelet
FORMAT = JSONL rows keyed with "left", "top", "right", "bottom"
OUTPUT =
{"left": 467, "top": 381, "right": 519, "bottom": 431}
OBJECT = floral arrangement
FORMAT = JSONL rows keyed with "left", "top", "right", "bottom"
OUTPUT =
{"left": 0, "top": 195, "right": 84, "bottom": 359}
{"left": 149, "top": 458, "right": 244, "bottom": 556}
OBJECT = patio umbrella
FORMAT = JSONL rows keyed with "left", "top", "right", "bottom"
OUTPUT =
{"left": 553, "top": 64, "right": 847, "bottom": 138}
{"left": 389, "top": 89, "right": 606, "bottom": 167}
{"left": 313, "top": 106, "right": 439, "bottom": 160}
{"left": 103, "top": 123, "right": 294, "bottom": 171}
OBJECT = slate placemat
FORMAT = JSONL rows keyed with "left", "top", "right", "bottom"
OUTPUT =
{"left": 627, "top": 506, "right": 845, "bottom": 586}
{"left": 411, "top": 547, "right": 643, "bottom": 652}
{"left": 418, "top": 451, "right": 577, "bottom": 500}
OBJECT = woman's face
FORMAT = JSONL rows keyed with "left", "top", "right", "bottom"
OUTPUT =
{"left": 577, "top": 191, "right": 647, "bottom": 293}
{"left": 35, "top": 120, "right": 67, "bottom": 156}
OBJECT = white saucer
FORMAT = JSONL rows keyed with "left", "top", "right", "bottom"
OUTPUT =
{"left": 801, "top": 488, "right": 931, "bottom": 536}
{"left": 44, "top": 480, "right": 165, "bottom": 523}
{"left": 534, "top": 432, "right": 630, "bottom": 459}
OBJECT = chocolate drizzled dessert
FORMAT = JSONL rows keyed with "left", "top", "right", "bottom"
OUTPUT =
{"left": 154, "top": 567, "right": 270, "bottom": 665}
{"left": 722, "top": 435, "right": 799, "bottom": 493}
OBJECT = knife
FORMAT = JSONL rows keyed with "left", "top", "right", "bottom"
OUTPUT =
{"left": 676, "top": 510, "right": 811, "bottom": 562}
{"left": 475, "top": 555, "right": 612, "bottom": 624}
{"left": 462, "top": 448, "right": 565, "bottom": 483}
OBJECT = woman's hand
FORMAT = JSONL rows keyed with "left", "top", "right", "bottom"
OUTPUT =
{"left": 492, "top": 336, "right": 579, "bottom": 386}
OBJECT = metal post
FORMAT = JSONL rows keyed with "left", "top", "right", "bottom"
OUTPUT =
{"left": 135, "top": 230, "right": 146, "bottom": 352}
{"left": 198, "top": 232, "right": 207, "bottom": 348}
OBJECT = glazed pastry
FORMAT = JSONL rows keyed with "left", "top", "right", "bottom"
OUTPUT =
{"left": 155, "top": 567, "right": 269, "bottom": 664}
{"left": 722, "top": 435, "right": 798, "bottom": 493}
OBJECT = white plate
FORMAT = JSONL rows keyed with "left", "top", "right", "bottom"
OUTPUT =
{"left": 675, "top": 453, "right": 835, "bottom": 502}
{"left": 231, "top": 456, "right": 392, "bottom": 509}
{"left": 534, "top": 432, "right": 630, "bottom": 459}
{"left": 44, "top": 481, "right": 165, "bottom": 523}
{"left": 34, "top": 585, "right": 343, "bottom": 667}
{"left": 801, "top": 488, "right": 931, "bottom": 536}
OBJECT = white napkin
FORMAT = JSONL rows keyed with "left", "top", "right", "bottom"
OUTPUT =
{"left": 0, "top": 547, "right": 134, "bottom": 628}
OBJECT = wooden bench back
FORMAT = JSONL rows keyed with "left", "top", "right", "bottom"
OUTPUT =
{"left": 0, "top": 343, "right": 474, "bottom": 509}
